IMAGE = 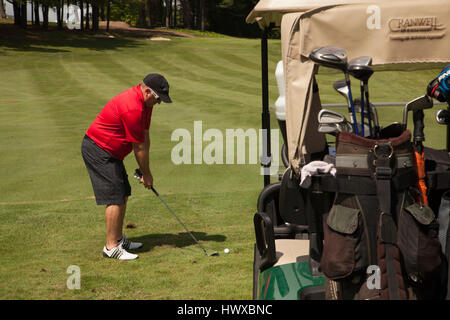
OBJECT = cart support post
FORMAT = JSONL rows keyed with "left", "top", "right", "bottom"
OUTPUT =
{"left": 261, "top": 27, "right": 272, "bottom": 186}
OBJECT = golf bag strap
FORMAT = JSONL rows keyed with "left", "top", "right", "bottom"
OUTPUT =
{"left": 314, "top": 168, "right": 417, "bottom": 195}
{"left": 336, "top": 154, "right": 413, "bottom": 170}
{"left": 427, "top": 171, "right": 450, "bottom": 191}
{"left": 370, "top": 142, "right": 405, "bottom": 300}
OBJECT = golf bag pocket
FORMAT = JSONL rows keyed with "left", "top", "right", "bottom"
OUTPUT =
{"left": 398, "top": 202, "right": 441, "bottom": 281}
{"left": 321, "top": 203, "right": 362, "bottom": 280}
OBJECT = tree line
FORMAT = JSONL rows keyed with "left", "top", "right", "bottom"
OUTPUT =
{"left": 2, "top": 0, "right": 260, "bottom": 37}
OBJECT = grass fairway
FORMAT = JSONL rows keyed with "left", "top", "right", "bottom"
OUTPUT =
{"left": 0, "top": 23, "right": 447, "bottom": 300}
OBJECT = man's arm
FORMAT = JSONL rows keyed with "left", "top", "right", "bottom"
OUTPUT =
{"left": 133, "top": 130, "right": 153, "bottom": 189}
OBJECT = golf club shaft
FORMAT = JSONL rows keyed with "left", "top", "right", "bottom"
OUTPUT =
{"left": 360, "top": 83, "right": 365, "bottom": 137}
{"left": 363, "top": 81, "right": 373, "bottom": 138}
{"left": 133, "top": 168, "right": 214, "bottom": 256}
{"left": 365, "top": 86, "right": 378, "bottom": 138}
{"left": 150, "top": 187, "right": 210, "bottom": 256}
{"left": 345, "top": 74, "right": 359, "bottom": 136}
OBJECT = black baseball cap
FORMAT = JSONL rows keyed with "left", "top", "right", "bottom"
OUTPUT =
{"left": 143, "top": 73, "right": 172, "bottom": 103}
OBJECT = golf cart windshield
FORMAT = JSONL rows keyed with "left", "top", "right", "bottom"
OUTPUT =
{"left": 247, "top": 0, "right": 450, "bottom": 174}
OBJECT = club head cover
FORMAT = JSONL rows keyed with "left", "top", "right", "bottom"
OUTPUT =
{"left": 438, "top": 64, "right": 450, "bottom": 100}
{"left": 427, "top": 77, "right": 447, "bottom": 102}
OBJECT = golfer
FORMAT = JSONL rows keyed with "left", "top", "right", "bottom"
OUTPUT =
{"left": 81, "top": 74, "right": 172, "bottom": 260}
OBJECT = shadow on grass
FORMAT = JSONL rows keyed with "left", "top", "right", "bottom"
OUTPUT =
{"left": 129, "top": 232, "right": 227, "bottom": 253}
{"left": 0, "top": 23, "right": 144, "bottom": 53}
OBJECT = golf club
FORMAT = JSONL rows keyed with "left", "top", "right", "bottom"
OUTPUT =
{"left": 318, "top": 123, "right": 340, "bottom": 136}
{"left": 318, "top": 109, "right": 352, "bottom": 130}
{"left": 318, "top": 109, "right": 352, "bottom": 136}
{"left": 436, "top": 109, "right": 450, "bottom": 125}
{"left": 348, "top": 56, "right": 374, "bottom": 137}
{"left": 333, "top": 81, "right": 379, "bottom": 138}
{"left": 353, "top": 97, "right": 380, "bottom": 137}
{"left": 412, "top": 108, "right": 428, "bottom": 205}
{"left": 318, "top": 108, "right": 347, "bottom": 124}
{"left": 310, "top": 46, "right": 359, "bottom": 135}
{"left": 134, "top": 169, "right": 219, "bottom": 257}
{"left": 427, "top": 77, "right": 448, "bottom": 102}
{"left": 318, "top": 122, "right": 352, "bottom": 135}
{"left": 427, "top": 69, "right": 450, "bottom": 151}
{"left": 380, "top": 96, "right": 433, "bottom": 139}
{"left": 333, "top": 79, "right": 352, "bottom": 107}
{"left": 402, "top": 95, "right": 433, "bottom": 130}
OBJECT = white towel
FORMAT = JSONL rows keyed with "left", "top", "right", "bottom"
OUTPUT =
{"left": 300, "top": 161, "right": 336, "bottom": 188}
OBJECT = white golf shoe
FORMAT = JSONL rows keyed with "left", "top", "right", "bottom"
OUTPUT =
{"left": 119, "top": 234, "right": 143, "bottom": 250}
{"left": 102, "top": 243, "right": 139, "bottom": 260}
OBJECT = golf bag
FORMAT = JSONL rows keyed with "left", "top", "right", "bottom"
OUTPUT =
{"left": 423, "top": 147, "right": 450, "bottom": 299}
{"left": 316, "top": 130, "right": 442, "bottom": 300}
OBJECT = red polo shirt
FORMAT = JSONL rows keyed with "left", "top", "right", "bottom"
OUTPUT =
{"left": 86, "top": 85, "right": 153, "bottom": 160}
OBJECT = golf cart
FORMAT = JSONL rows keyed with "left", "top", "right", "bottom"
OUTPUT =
{"left": 247, "top": 0, "right": 450, "bottom": 300}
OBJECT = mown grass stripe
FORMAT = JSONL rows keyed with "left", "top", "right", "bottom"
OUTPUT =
{"left": 96, "top": 52, "right": 261, "bottom": 110}
{"left": 178, "top": 49, "right": 261, "bottom": 83}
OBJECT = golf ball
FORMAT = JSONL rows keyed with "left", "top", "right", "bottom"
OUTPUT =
{"left": 224, "top": 248, "right": 230, "bottom": 254}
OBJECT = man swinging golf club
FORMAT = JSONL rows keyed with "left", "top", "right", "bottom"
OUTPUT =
{"left": 81, "top": 74, "right": 172, "bottom": 260}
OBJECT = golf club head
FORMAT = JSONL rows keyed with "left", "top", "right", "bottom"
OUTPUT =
{"left": 209, "top": 251, "right": 219, "bottom": 256}
{"left": 333, "top": 79, "right": 349, "bottom": 100}
{"left": 348, "top": 56, "right": 374, "bottom": 82}
{"left": 318, "top": 108, "right": 346, "bottom": 124}
{"left": 427, "top": 77, "right": 448, "bottom": 102}
{"left": 436, "top": 109, "right": 450, "bottom": 125}
{"left": 429, "top": 65, "right": 450, "bottom": 102}
{"left": 309, "top": 46, "right": 348, "bottom": 71}
{"left": 333, "top": 79, "right": 361, "bottom": 132}
{"left": 341, "top": 122, "right": 354, "bottom": 133}
{"left": 318, "top": 123, "right": 339, "bottom": 136}
{"left": 403, "top": 95, "right": 434, "bottom": 127}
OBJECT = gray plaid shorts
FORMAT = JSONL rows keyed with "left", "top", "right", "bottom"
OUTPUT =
{"left": 81, "top": 135, "right": 131, "bottom": 205}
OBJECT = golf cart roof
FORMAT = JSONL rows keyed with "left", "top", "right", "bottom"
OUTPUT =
{"left": 246, "top": 0, "right": 368, "bottom": 28}
{"left": 247, "top": 0, "right": 450, "bottom": 173}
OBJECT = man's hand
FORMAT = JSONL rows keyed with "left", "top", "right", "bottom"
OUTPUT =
{"left": 139, "top": 171, "right": 153, "bottom": 189}
{"left": 133, "top": 130, "right": 152, "bottom": 189}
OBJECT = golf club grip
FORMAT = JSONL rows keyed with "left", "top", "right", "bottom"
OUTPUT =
{"left": 413, "top": 110, "right": 425, "bottom": 142}
{"left": 134, "top": 168, "right": 157, "bottom": 194}
{"left": 134, "top": 168, "right": 143, "bottom": 179}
